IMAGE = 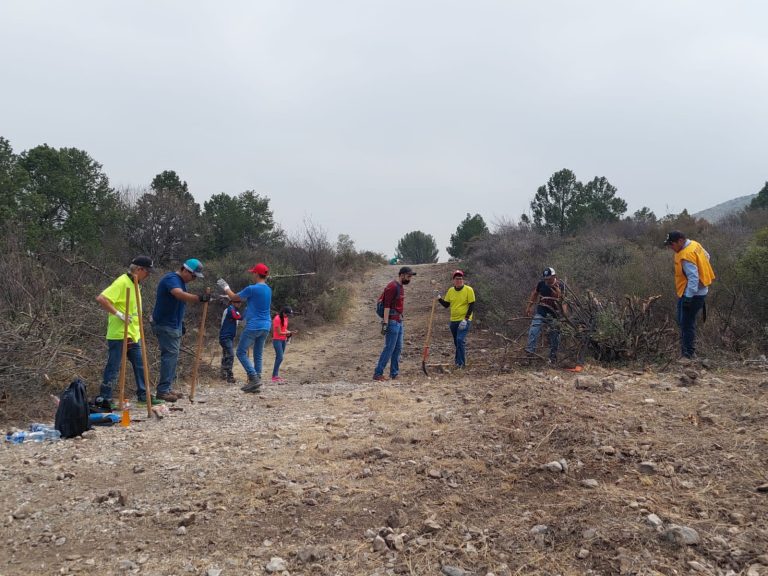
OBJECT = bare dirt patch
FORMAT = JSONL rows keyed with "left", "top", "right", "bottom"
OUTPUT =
{"left": 1, "top": 264, "right": 767, "bottom": 576}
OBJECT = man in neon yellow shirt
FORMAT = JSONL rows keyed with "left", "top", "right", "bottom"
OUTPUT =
{"left": 436, "top": 270, "right": 476, "bottom": 368}
{"left": 94, "top": 256, "right": 154, "bottom": 408}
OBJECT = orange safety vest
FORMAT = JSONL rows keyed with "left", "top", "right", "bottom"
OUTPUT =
{"left": 674, "top": 240, "right": 715, "bottom": 298}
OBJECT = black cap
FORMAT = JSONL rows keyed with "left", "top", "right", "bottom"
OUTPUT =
{"left": 664, "top": 231, "right": 685, "bottom": 245}
{"left": 398, "top": 266, "right": 416, "bottom": 276}
{"left": 131, "top": 255, "right": 154, "bottom": 271}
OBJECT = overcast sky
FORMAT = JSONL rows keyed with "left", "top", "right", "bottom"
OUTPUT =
{"left": 1, "top": 1, "right": 766, "bottom": 259}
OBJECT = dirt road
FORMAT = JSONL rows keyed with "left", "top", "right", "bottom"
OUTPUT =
{"left": 1, "top": 263, "right": 767, "bottom": 576}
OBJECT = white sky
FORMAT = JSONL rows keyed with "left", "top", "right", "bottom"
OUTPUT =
{"left": 1, "top": 1, "right": 766, "bottom": 259}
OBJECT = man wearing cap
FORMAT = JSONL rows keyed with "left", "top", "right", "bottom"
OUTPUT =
{"left": 151, "top": 258, "right": 211, "bottom": 402}
{"left": 435, "top": 270, "right": 476, "bottom": 368}
{"left": 374, "top": 266, "right": 415, "bottom": 381}
{"left": 216, "top": 263, "right": 271, "bottom": 393}
{"left": 524, "top": 267, "right": 566, "bottom": 364}
{"left": 664, "top": 231, "right": 715, "bottom": 359}
{"left": 94, "top": 256, "right": 154, "bottom": 408}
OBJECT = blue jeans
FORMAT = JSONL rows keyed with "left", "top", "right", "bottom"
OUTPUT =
{"left": 152, "top": 324, "right": 182, "bottom": 395}
{"left": 525, "top": 313, "right": 560, "bottom": 359}
{"left": 677, "top": 296, "right": 706, "bottom": 358}
{"left": 237, "top": 329, "right": 269, "bottom": 377}
{"left": 101, "top": 340, "right": 146, "bottom": 401}
{"left": 220, "top": 337, "right": 235, "bottom": 378}
{"left": 449, "top": 320, "right": 471, "bottom": 367}
{"left": 374, "top": 320, "right": 404, "bottom": 377}
{"left": 272, "top": 339, "right": 286, "bottom": 377}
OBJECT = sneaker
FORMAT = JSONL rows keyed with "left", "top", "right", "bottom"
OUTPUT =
{"left": 241, "top": 382, "right": 261, "bottom": 393}
{"left": 226, "top": 375, "right": 237, "bottom": 384}
{"left": 155, "top": 391, "right": 178, "bottom": 403}
{"left": 169, "top": 390, "right": 185, "bottom": 399}
{"left": 271, "top": 376, "right": 285, "bottom": 383}
{"left": 373, "top": 374, "right": 388, "bottom": 382}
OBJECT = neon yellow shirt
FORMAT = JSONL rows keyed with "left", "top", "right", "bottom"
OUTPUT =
{"left": 444, "top": 285, "right": 476, "bottom": 322}
{"left": 101, "top": 273, "right": 142, "bottom": 341}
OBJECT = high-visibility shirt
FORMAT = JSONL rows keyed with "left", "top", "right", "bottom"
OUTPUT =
{"left": 101, "top": 273, "right": 142, "bottom": 341}
{"left": 443, "top": 285, "right": 476, "bottom": 322}
{"left": 674, "top": 240, "right": 715, "bottom": 298}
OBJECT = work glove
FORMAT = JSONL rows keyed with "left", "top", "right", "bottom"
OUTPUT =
{"left": 216, "top": 278, "right": 230, "bottom": 292}
{"left": 114, "top": 311, "right": 133, "bottom": 324}
{"left": 380, "top": 322, "right": 388, "bottom": 336}
{"left": 433, "top": 290, "right": 441, "bottom": 299}
{"left": 199, "top": 293, "right": 211, "bottom": 303}
{"left": 459, "top": 319, "right": 468, "bottom": 330}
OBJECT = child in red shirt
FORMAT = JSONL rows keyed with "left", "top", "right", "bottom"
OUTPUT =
{"left": 272, "top": 306, "right": 294, "bottom": 382}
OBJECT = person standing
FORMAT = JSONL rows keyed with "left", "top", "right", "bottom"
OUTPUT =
{"left": 218, "top": 299, "right": 242, "bottom": 383}
{"left": 374, "top": 266, "right": 415, "bottom": 381}
{"left": 217, "top": 263, "right": 272, "bottom": 393}
{"left": 435, "top": 270, "right": 476, "bottom": 368}
{"left": 525, "top": 267, "right": 566, "bottom": 364}
{"left": 271, "top": 306, "right": 294, "bottom": 383}
{"left": 664, "top": 230, "right": 715, "bottom": 359}
{"left": 151, "top": 258, "right": 210, "bottom": 402}
{"left": 94, "top": 256, "right": 154, "bottom": 408}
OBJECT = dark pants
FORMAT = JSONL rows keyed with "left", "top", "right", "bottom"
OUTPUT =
{"left": 220, "top": 337, "right": 235, "bottom": 378}
{"left": 677, "top": 296, "right": 706, "bottom": 358}
{"left": 449, "top": 320, "right": 471, "bottom": 367}
{"left": 101, "top": 340, "right": 146, "bottom": 401}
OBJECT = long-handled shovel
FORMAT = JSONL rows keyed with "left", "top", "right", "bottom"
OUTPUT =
{"left": 421, "top": 296, "right": 438, "bottom": 376}
{"left": 118, "top": 287, "right": 131, "bottom": 427}
{"left": 132, "top": 276, "right": 153, "bottom": 419}
{"left": 189, "top": 288, "right": 211, "bottom": 402}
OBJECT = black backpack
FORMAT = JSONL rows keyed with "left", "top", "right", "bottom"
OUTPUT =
{"left": 375, "top": 282, "right": 401, "bottom": 318}
{"left": 55, "top": 378, "right": 91, "bottom": 439}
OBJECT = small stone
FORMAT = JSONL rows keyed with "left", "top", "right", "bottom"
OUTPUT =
{"left": 178, "top": 512, "right": 196, "bottom": 527}
{"left": 756, "top": 483, "right": 768, "bottom": 493}
{"left": 601, "top": 446, "right": 616, "bottom": 455}
{"left": 265, "top": 557, "right": 287, "bottom": 573}
{"left": 385, "top": 533, "right": 405, "bottom": 551}
{"left": 387, "top": 509, "right": 408, "bottom": 529}
{"left": 132, "top": 465, "right": 145, "bottom": 474}
{"left": 529, "top": 524, "right": 548, "bottom": 535}
{"left": 582, "top": 528, "right": 597, "bottom": 540}
{"left": 373, "top": 534, "right": 388, "bottom": 552}
{"left": 638, "top": 461, "right": 657, "bottom": 474}
{"left": 422, "top": 519, "right": 442, "bottom": 534}
{"left": 297, "top": 546, "right": 324, "bottom": 563}
{"left": 189, "top": 446, "right": 200, "bottom": 455}
{"left": 427, "top": 468, "right": 442, "bottom": 478}
{"left": 687, "top": 561, "right": 707, "bottom": 572}
{"left": 581, "top": 479, "right": 599, "bottom": 489}
{"left": 441, "top": 566, "right": 468, "bottom": 576}
{"left": 577, "top": 548, "right": 590, "bottom": 559}
{"left": 663, "top": 524, "right": 700, "bottom": 546}
{"left": 118, "top": 560, "right": 138, "bottom": 571}
{"left": 55, "top": 536, "right": 67, "bottom": 546}
{"left": 558, "top": 458, "right": 569, "bottom": 473}
{"left": 545, "top": 461, "right": 563, "bottom": 472}
{"left": 729, "top": 512, "right": 745, "bottom": 525}
{"left": 646, "top": 514, "right": 663, "bottom": 528}
{"left": 206, "top": 569, "right": 223, "bottom": 576}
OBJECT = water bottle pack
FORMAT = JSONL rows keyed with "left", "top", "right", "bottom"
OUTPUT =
{"left": 5, "top": 424, "right": 61, "bottom": 444}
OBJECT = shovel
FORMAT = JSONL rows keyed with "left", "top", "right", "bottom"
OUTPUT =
{"left": 118, "top": 287, "right": 131, "bottom": 427}
{"left": 421, "top": 296, "right": 438, "bottom": 376}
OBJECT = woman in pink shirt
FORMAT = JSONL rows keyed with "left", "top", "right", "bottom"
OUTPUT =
{"left": 271, "top": 306, "right": 294, "bottom": 382}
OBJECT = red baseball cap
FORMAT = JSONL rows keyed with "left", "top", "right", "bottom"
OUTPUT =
{"left": 452, "top": 269, "right": 465, "bottom": 278}
{"left": 248, "top": 263, "right": 269, "bottom": 275}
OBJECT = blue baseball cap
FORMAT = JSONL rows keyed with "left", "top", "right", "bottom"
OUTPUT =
{"left": 182, "top": 258, "right": 204, "bottom": 278}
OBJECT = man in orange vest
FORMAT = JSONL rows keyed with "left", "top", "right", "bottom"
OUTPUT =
{"left": 664, "top": 231, "right": 715, "bottom": 359}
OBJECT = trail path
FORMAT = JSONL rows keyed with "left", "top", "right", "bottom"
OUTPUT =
{"left": 1, "top": 263, "right": 767, "bottom": 576}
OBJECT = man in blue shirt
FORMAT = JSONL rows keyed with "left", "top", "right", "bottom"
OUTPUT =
{"left": 151, "top": 258, "right": 211, "bottom": 402}
{"left": 216, "top": 262, "right": 272, "bottom": 393}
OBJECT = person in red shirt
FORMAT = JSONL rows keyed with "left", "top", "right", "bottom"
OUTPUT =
{"left": 373, "top": 267, "right": 416, "bottom": 381}
{"left": 271, "top": 306, "right": 294, "bottom": 382}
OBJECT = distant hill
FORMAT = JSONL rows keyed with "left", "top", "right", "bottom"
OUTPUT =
{"left": 693, "top": 194, "right": 757, "bottom": 223}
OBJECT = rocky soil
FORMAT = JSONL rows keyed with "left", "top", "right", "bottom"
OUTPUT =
{"left": 1, "top": 263, "right": 767, "bottom": 576}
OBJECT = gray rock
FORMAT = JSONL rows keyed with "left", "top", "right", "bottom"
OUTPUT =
{"left": 582, "top": 528, "right": 597, "bottom": 540}
{"left": 545, "top": 461, "right": 563, "bottom": 473}
{"left": 601, "top": 445, "right": 616, "bottom": 455}
{"left": 558, "top": 458, "right": 569, "bottom": 473}
{"left": 297, "top": 546, "right": 324, "bottom": 563}
{"left": 646, "top": 514, "right": 663, "bottom": 528}
{"left": 663, "top": 524, "right": 700, "bottom": 546}
{"left": 265, "top": 556, "right": 287, "bottom": 573}
{"left": 373, "top": 534, "right": 388, "bottom": 552}
{"left": 529, "top": 524, "right": 548, "bottom": 535}
{"left": 176, "top": 526, "right": 187, "bottom": 536}
{"left": 577, "top": 548, "right": 590, "bottom": 559}
{"left": 638, "top": 461, "right": 657, "bottom": 474}
{"left": 118, "top": 559, "right": 138, "bottom": 571}
{"left": 441, "top": 566, "right": 468, "bottom": 576}
{"left": 581, "top": 479, "right": 599, "bottom": 489}
{"left": 422, "top": 519, "right": 442, "bottom": 534}
{"left": 178, "top": 512, "right": 196, "bottom": 527}
{"left": 575, "top": 376, "right": 601, "bottom": 392}
{"left": 206, "top": 569, "right": 223, "bottom": 576}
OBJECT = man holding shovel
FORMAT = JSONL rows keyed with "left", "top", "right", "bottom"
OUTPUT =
{"left": 374, "top": 266, "right": 415, "bottom": 381}
{"left": 151, "top": 258, "right": 210, "bottom": 402}
{"left": 435, "top": 269, "right": 476, "bottom": 368}
{"left": 94, "top": 256, "right": 154, "bottom": 409}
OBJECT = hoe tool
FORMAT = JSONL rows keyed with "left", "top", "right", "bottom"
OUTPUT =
{"left": 132, "top": 276, "right": 153, "bottom": 418}
{"left": 118, "top": 287, "right": 131, "bottom": 427}
{"left": 421, "top": 295, "right": 438, "bottom": 376}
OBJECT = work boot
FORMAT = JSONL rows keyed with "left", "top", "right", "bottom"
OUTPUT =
{"left": 226, "top": 374, "right": 237, "bottom": 384}
{"left": 241, "top": 373, "right": 261, "bottom": 393}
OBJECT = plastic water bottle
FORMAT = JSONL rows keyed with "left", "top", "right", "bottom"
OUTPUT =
{"left": 28, "top": 423, "right": 61, "bottom": 441}
{"left": 5, "top": 431, "right": 43, "bottom": 443}
{"left": 27, "top": 431, "right": 45, "bottom": 442}
{"left": 29, "top": 423, "right": 47, "bottom": 432}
